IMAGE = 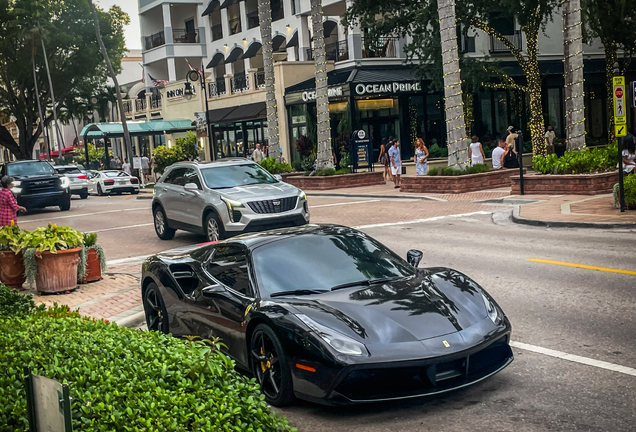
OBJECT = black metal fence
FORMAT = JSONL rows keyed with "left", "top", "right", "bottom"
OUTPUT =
{"left": 232, "top": 74, "right": 249, "bottom": 93}
{"left": 490, "top": 31, "right": 522, "bottom": 53}
{"left": 172, "top": 28, "right": 199, "bottom": 44}
{"left": 208, "top": 78, "right": 227, "bottom": 97}
{"left": 144, "top": 31, "right": 165, "bottom": 50}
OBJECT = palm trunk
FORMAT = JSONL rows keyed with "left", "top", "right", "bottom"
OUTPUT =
{"left": 32, "top": 53, "right": 51, "bottom": 161}
{"left": 563, "top": 0, "right": 586, "bottom": 151}
{"left": 311, "top": 0, "right": 334, "bottom": 170}
{"left": 88, "top": 0, "right": 133, "bottom": 162}
{"left": 40, "top": 38, "right": 65, "bottom": 152}
{"left": 437, "top": 0, "right": 469, "bottom": 170}
{"left": 524, "top": 32, "right": 546, "bottom": 156}
{"left": 257, "top": 0, "right": 280, "bottom": 162}
{"left": 603, "top": 39, "right": 617, "bottom": 143}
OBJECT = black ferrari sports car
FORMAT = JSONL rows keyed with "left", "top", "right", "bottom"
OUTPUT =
{"left": 141, "top": 224, "right": 513, "bottom": 406}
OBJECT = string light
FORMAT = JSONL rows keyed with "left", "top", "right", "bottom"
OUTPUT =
{"left": 258, "top": 0, "right": 281, "bottom": 160}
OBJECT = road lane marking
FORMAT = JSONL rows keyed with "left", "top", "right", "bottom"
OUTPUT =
{"left": 90, "top": 223, "right": 154, "bottom": 233}
{"left": 354, "top": 211, "right": 494, "bottom": 229}
{"left": 510, "top": 341, "right": 636, "bottom": 377}
{"left": 527, "top": 259, "right": 636, "bottom": 276}
{"left": 311, "top": 199, "right": 381, "bottom": 208}
{"left": 20, "top": 207, "right": 150, "bottom": 224}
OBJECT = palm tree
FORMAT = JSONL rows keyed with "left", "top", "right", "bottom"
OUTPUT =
{"left": 437, "top": 0, "right": 469, "bottom": 170}
{"left": 39, "top": 38, "right": 65, "bottom": 151}
{"left": 257, "top": 0, "right": 280, "bottom": 162}
{"left": 87, "top": 0, "right": 133, "bottom": 162}
{"left": 563, "top": 0, "right": 586, "bottom": 150}
{"left": 310, "top": 0, "right": 334, "bottom": 170}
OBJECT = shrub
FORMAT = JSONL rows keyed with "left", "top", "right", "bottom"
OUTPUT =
{"left": 0, "top": 313, "right": 293, "bottom": 432}
{"left": 624, "top": 175, "right": 636, "bottom": 206}
{"left": 258, "top": 158, "right": 293, "bottom": 175}
{"left": 441, "top": 167, "right": 460, "bottom": 176}
{"left": 335, "top": 168, "right": 351, "bottom": 175}
{"left": 152, "top": 131, "right": 202, "bottom": 174}
{"left": 0, "top": 283, "right": 37, "bottom": 317}
{"left": 427, "top": 167, "right": 439, "bottom": 176}
{"left": 465, "top": 164, "right": 490, "bottom": 174}
{"left": 295, "top": 135, "right": 314, "bottom": 157}
{"left": 22, "top": 223, "right": 83, "bottom": 253}
{"left": 291, "top": 160, "right": 302, "bottom": 171}
{"left": 316, "top": 168, "right": 337, "bottom": 176}
{"left": 338, "top": 147, "right": 350, "bottom": 170}
{"left": 439, "top": 148, "right": 449, "bottom": 158}
{"left": 532, "top": 143, "right": 618, "bottom": 175}
{"left": 0, "top": 222, "right": 24, "bottom": 253}
{"left": 428, "top": 144, "right": 441, "bottom": 158}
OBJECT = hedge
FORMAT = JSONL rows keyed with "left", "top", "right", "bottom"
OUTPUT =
{"left": 532, "top": 143, "right": 618, "bottom": 175}
{"left": 0, "top": 286, "right": 292, "bottom": 432}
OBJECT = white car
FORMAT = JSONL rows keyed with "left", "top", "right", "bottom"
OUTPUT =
{"left": 54, "top": 165, "right": 89, "bottom": 199}
{"left": 87, "top": 170, "right": 140, "bottom": 196}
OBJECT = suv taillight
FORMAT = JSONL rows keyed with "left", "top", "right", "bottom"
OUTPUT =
{"left": 103, "top": 179, "right": 115, "bottom": 185}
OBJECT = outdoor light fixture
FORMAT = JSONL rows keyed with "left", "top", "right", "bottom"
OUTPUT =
{"left": 90, "top": 96, "right": 98, "bottom": 104}
{"left": 184, "top": 81, "right": 194, "bottom": 100}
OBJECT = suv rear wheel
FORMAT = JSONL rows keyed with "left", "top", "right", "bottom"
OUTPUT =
{"left": 204, "top": 212, "right": 225, "bottom": 242}
{"left": 153, "top": 206, "right": 176, "bottom": 240}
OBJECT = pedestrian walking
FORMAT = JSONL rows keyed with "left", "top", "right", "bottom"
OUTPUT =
{"left": 505, "top": 126, "right": 518, "bottom": 150}
{"left": 0, "top": 176, "right": 26, "bottom": 227}
{"left": 252, "top": 143, "right": 264, "bottom": 163}
{"left": 378, "top": 139, "right": 390, "bottom": 181}
{"left": 141, "top": 154, "right": 150, "bottom": 186}
{"left": 469, "top": 135, "right": 485, "bottom": 166}
{"left": 122, "top": 158, "right": 131, "bottom": 175}
{"left": 622, "top": 135, "right": 636, "bottom": 175}
{"left": 414, "top": 138, "right": 429, "bottom": 175}
{"left": 388, "top": 140, "right": 402, "bottom": 189}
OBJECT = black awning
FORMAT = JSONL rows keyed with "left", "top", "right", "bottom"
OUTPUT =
{"left": 285, "top": 69, "right": 355, "bottom": 93}
{"left": 219, "top": 0, "right": 236, "bottom": 8}
{"left": 323, "top": 20, "right": 338, "bottom": 38}
{"left": 222, "top": 102, "right": 266, "bottom": 122}
{"left": 201, "top": 0, "right": 220, "bottom": 16}
{"left": 207, "top": 51, "right": 225, "bottom": 68}
{"left": 242, "top": 41, "right": 262, "bottom": 59}
{"left": 272, "top": 34, "right": 286, "bottom": 51}
{"left": 207, "top": 106, "right": 236, "bottom": 123}
{"left": 225, "top": 46, "right": 244, "bottom": 63}
{"left": 287, "top": 30, "right": 298, "bottom": 48}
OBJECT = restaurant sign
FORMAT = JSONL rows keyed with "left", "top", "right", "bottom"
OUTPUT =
{"left": 166, "top": 86, "right": 195, "bottom": 101}
{"left": 302, "top": 87, "right": 344, "bottom": 102}
{"left": 355, "top": 82, "right": 421, "bottom": 95}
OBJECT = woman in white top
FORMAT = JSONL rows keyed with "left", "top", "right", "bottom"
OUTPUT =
{"left": 622, "top": 136, "right": 636, "bottom": 174}
{"left": 469, "top": 135, "right": 485, "bottom": 166}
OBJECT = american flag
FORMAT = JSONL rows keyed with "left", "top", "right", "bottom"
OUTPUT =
{"left": 185, "top": 58, "right": 204, "bottom": 75}
{"left": 148, "top": 73, "right": 169, "bottom": 87}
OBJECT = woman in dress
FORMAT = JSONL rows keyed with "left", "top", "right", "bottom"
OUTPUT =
{"left": 378, "top": 139, "right": 390, "bottom": 181}
{"left": 0, "top": 176, "right": 26, "bottom": 227}
{"left": 622, "top": 136, "right": 636, "bottom": 175}
{"left": 414, "top": 138, "right": 429, "bottom": 175}
{"left": 469, "top": 135, "right": 485, "bottom": 166}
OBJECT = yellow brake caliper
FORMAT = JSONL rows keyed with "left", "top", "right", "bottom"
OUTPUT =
{"left": 260, "top": 346, "right": 267, "bottom": 373}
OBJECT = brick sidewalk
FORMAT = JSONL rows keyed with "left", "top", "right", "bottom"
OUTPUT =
{"left": 517, "top": 194, "right": 636, "bottom": 225}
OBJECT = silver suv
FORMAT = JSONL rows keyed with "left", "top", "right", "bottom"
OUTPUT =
{"left": 152, "top": 159, "right": 309, "bottom": 241}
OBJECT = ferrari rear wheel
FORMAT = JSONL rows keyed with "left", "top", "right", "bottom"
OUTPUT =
{"left": 143, "top": 283, "right": 169, "bottom": 334}
{"left": 250, "top": 324, "right": 294, "bottom": 407}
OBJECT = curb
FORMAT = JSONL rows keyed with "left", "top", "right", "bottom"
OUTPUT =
{"left": 114, "top": 310, "right": 146, "bottom": 328}
{"left": 307, "top": 192, "right": 441, "bottom": 201}
{"left": 511, "top": 206, "right": 636, "bottom": 229}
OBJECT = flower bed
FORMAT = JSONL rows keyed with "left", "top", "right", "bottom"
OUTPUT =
{"left": 511, "top": 171, "right": 618, "bottom": 195}
{"left": 283, "top": 171, "right": 385, "bottom": 190}
{"left": 401, "top": 169, "right": 521, "bottom": 194}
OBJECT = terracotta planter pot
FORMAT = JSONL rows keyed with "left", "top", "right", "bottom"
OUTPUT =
{"left": 0, "top": 251, "right": 25, "bottom": 289}
{"left": 35, "top": 247, "right": 82, "bottom": 294}
{"left": 81, "top": 248, "right": 103, "bottom": 284}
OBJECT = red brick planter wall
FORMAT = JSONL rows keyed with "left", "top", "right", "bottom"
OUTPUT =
{"left": 401, "top": 169, "right": 519, "bottom": 194}
{"left": 282, "top": 171, "right": 385, "bottom": 190}
{"left": 511, "top": 171, "right": 618, "bottom": 195}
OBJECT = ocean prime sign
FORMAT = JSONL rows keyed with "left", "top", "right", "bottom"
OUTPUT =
{"left": 355, "top": 82, "right": 421, "bottom": 96}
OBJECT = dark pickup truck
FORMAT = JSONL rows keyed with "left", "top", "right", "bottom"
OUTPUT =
{"left": 0, "top": 160, "right": 72, "bottom": 211}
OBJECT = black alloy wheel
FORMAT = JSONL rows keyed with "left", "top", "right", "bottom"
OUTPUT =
{"left": 97, "top": 183, "right": 104, "bottom": 196}
{"left": 154, "top": 206, "right": 176, "bottom": 240}
{"left": 250, "top": 324, "right": 294, "bottom": 406}
{"left": 143, "top": 283, "right": 169, "bottom": 333}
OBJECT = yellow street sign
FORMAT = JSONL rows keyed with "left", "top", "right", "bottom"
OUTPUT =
{"left": 615, "top": 124, "right": 627, "bottom": 138}
{"left": 613, "top": 76, "right": 627, "bottom": 125}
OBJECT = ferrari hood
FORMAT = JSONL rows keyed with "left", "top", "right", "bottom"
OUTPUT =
{"left": 286, "top": 270, "right": 489, "bottom": 344}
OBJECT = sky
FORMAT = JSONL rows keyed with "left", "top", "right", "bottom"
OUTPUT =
{"left": 98, "top": 0, "right": 142, "bottom": 50}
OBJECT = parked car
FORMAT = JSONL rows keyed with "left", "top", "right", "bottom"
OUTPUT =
{"left": 54, "top": 165, "right": 89, "bottom": 199}
{"left": 87, "top": 170, "right": 140, "bottom": 196}
{"left": 0, "top": 160, "right": 71, "bottom": 211}
{"left": 141, "top": 225, "right": 513, "bottom": 406}
{"left": 152, "top": 159, "right": 309, "bottom": 242}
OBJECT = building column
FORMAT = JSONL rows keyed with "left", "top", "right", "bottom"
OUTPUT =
{"left": 162, "top": 3, "right": 173, "bottom": 44}
{"left": 221, "top": 8, "right": 230, "bottom": 41}
{"left": 167, "top": 58, "right": 177, "bottom": 82}
{"left": 244, "top": 57, "right": 252, "bottom": 89}
{"left": 298, "top": 15, "right": 311, "bottom": 61}
{"left": 239, "top": 1, "right": 248, "bottom": 33}
{"left": 225, "top": 61, "right": 233, "bottom": 93}
{"left": 247, "top": 68, "right": 257, "bottom": 91}
{"left": 345, "top": 0, "right": 362, "bottom": 60}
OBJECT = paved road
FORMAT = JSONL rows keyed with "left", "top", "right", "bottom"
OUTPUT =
{"left": 16, "top": 193, "right": 636, "bottom": 431}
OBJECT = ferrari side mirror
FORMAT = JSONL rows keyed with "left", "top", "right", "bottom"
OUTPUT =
{"left": 407, "top": 250, "right": 423, "bottom": 268}
{"left": 202, "top": 284, "right": 224, "bottom": 298}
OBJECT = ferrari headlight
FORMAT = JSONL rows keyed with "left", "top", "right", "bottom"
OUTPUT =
{"left": 60, "top": 176, "right": 70, "bottom": 188}
{"left": 481, "top": 292, "right": 500, "bottom": 324}
{"left": 296, "top": 314, "right": 367, "bottom": 356}
{"left": 221, "top": 197, "right": 243, "bottom": 212}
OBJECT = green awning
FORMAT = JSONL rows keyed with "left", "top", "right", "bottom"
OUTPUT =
{"left": 80, "top": 120, "right": 195, "bottom": 139}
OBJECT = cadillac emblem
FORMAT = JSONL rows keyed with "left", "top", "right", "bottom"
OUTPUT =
{"left": 272, "top": 200, "right": 281, "bottom": 206}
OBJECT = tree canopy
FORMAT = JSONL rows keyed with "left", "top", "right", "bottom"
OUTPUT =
{"left": 0, "top": 0, "right": 128, "bottom": 159}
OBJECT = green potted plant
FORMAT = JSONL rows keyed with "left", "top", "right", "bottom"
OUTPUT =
{"left": 0, "top": 222, "right": 26, "bottom": 289}
{"left": 79, "top": 232, "right": 106, "bottom": 284}
{"left": 623, "top": 175, "right": 636, "bottom": 210}
{"left": 22, "top": 223, "right": 84, "bottom": 293}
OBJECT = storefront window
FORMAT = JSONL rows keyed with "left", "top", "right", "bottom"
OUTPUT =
{"left": 287, "top": 105, "right": 308, "bottom": 163}
{"left": 494, "top": 90, "right": 508, "bottom": 137}
{"left": 426, "top": 94, "right": 443, "bottom": 147}
{"left": 546, "top": 88, "right": 563, "bottom": 138}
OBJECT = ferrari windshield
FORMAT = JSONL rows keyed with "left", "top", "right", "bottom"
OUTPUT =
{"left": 252, "top": 232, "right": 415, "bottom": 296}
{"left": 200, "top": 164, "right": 277, "bottom": 189}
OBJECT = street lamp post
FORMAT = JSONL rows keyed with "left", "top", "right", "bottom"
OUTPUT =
{"left": 86, "top": 107, "right": 93, "bottom": 170}
{"left": 186, "top": 66, "right": 215, "bottom": 161}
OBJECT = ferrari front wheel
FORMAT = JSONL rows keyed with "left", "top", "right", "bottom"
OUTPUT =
{"left": 250, "top": 324, "right": 294, "bottom": 406}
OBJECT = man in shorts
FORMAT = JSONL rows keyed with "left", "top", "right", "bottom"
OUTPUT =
{"left": 388, "top": 140, "right": 402, "bottom": 189}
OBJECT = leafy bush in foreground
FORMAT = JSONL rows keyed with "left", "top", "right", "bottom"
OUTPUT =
{"left": 259, "top": 158, "right": 294, "bottom": 174}
{"left": 0, "top": 313, "right": 292, "bottom": 432}
{"left": 532, "top": 143, "right": 618, "bottom": 174}
{"left": 0, "top": 284, "right": 37, "bottom": 317}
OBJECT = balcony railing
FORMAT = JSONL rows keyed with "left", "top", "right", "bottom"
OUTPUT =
{"left": 135, "top": 98, "right": 147, "bottom": 111}
{"left": 144, "top": 31, "right": 165, "bottom": 51}
{"left": 231, "top": 74, "right": 249, "bottom": 93}
{"left": 247, "top": 11, "right": 259, "bottom": 29}
{"left": 212, "top": 24, "right": 223, "bottom": 41}
{"left": 123, "top": 100, "right": 133, "bottom": 114}
{"left": 255, "top": 70, "right": 265, "bottom": 89}
{"left": 306, "top": 40, "right": 349, "bottom": 62}
{"left": 490, "top": 31, "right": 522, "bottom": 53}
{"left": 229, "top": 17, "right": 241, "bottom": 35}
{"left": 362, "top": 36, "right": 399, "bottom": 58}
{"left": 208, "top": 78, "right": 227, "bottom": 97}
{"left": 150, "top": 95, "right": 162, "bottom": 110}
{"left": 173, "top": 28, "right": 199, "bottom": 44}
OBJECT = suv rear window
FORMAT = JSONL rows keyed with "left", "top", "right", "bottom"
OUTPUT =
{"left": 8, "top": 162, "right": 56, "bottom": 177}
